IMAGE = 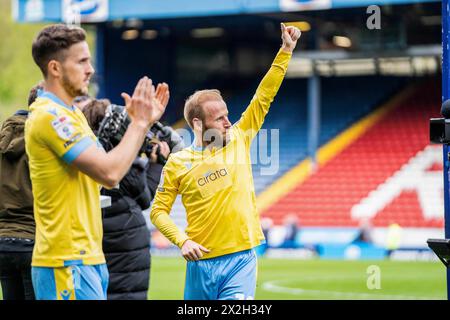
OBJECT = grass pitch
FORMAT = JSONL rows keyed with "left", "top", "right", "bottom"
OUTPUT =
{"left": 147, "top": 257, "right": 446, "bottom": 300}
{"left": 0, "top": 257, "right": 445, "bottom": 300}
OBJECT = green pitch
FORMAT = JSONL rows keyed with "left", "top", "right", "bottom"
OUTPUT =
{"left": 0, "top": 257, "right": 445, "bottom": 300}
{"left": 148, "top": 257, "right": 446, "bottom": 300}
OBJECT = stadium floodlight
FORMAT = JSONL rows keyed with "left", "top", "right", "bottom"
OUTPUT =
{"left": 111, "top": 19, "right": 124, "bottom": 29}
{"left": 125, "top": 18, "right": 143, "bottom": 29}
{"left": 286, "top": 46, "right": 440, "bottom": 78}
{"left": 333, "top": 36, "right": 352, "bottom": 48}
{"left": 285, "top": 21, "right": 311, "bottom": 32}
{"left": 190, "top": 27, "right": 224, "bottom": 38}
{"left": 333, "top": 58, "right": 376, "bottom": 76}
{"left": 420, "top": 15, "right": 442, "bottom": 26}
{"left": 142, "top": 30, "right": 158, "bottom": 40}
{"left": 122, "top": 29, "right": 139, "bottom": 40}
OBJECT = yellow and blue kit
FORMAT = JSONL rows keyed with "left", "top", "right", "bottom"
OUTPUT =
{"left": 25, "top": 91, "right": 107, "bottom": 300}
{"left": 150, "top": 49, "right": 292, "bottom": 299}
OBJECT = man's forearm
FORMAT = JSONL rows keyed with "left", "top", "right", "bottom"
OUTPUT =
{"left": 72, "top": 121, "right": 150, "bottom": 189}
{"left": 151, "top": 211, "right": 189, "bottom": 248}
{"left": 255, "top": 49, "right": 292, "bottom": 104}
{"left": 236, "top": 49, "right": 292, "bottom": 137}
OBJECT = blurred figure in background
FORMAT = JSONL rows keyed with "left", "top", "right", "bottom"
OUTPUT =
{"left": 73, "top": 95, "right": 92, "bottom": 111}
{"left": 256, "top": 217, "right": 273, "bottom": 256}
{"left": 261, "top": 217, "right": 273, "bottom": 242}
{"left": 0, "top": 83, "right": 43, "bottom": 300}
{"left": 386, "top": 222, "right": 402, "bottom": 258}
{"left": 354, "top": 218, "right": 373, "bottom": 244}
{"left": 282, "top": 214, "right": 299, "bottom": 248}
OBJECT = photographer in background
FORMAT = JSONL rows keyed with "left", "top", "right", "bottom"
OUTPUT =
{"left": 81, "top": 88, "right": 183, "bottom": 300}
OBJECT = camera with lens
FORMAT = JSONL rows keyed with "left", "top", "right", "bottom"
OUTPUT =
{"left": 97, "top": 104, "right": 184, "bottom": 164}
{"left": 430, "top": 100, "right": 450, "bottom": 144}
{"left": 143, "top": 121, "right": 185, "bottom": 165}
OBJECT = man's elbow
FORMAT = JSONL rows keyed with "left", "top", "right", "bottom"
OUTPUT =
{"left": 101, "top": 172, "right": 121, "bottom": 189}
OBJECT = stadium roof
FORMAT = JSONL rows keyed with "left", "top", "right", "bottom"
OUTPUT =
{"left": 13, "top": 0, "right": 439, "bottom": 23}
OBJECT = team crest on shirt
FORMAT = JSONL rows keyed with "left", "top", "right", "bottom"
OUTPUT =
{"left": 64, "top": 133, "right": 82, "bottom": 148}
{"left": 51, "top": 116, "right": 75, "bottom": 140}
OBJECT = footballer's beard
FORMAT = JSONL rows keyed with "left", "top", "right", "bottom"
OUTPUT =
{"left": 62, "top": 73, "right": 89, "bottom": 99}
{"left": 202, "top": 123, "right": 229, "bottom": 148}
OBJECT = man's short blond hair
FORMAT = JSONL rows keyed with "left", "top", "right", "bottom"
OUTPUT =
{"left": 184, "top": 89, "right": 223, "bottom": 129}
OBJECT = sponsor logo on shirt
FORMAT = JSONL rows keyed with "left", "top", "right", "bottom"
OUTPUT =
{"left": 63, "top": 133, "right": 82, "bottom": 148}
{"left": 51, "top": 116, "right": 75, "bottom": 140}
{"left": 197, "top": 168, "right": 228, "bottom": 187}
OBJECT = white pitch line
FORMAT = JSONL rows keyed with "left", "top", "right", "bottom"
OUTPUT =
{"left": 262, "top": 280, "right": 443, "bottom": 300}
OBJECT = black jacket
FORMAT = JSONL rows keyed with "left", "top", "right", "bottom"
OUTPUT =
{"left": 101, "top": 157, "right": 163, "bottom": 300}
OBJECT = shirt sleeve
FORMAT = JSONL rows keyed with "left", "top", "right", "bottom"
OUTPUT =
{"left": 37, "top": 111, "right": 95, "bottom": 164}
{"left": 150, "top": 156, "right": 189, "bottom": 248}
{"left": 234, "top": 49, "right": 292, "bottom": 144}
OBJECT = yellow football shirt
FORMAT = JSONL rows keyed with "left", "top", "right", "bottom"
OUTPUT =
{"left": 25, "top": 91, "right": 105, "bottom": 267}
{"left": 150, "top": 49, "right": 292, "bottom": 259}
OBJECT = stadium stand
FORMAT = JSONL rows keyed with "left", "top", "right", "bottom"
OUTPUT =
{"left": 260, "top": 78, "right": 443, "bottom": 229}
{"left": 225, "top": 75, "right": 407, "bottom": 194}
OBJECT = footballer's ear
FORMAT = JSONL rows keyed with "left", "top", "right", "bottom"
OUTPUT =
{"left": 192, "top": 118, "right": 203, "bottom": 131}
{"left": 47, "top": 60, "right": 62, "bottom": 78}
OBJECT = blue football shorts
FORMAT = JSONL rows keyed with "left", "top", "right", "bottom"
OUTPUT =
{"left": 184, "top": 249, "right": 257, "bottom": 300}
{"left": 32, "top": 263, "right": 109, "bottom": 300}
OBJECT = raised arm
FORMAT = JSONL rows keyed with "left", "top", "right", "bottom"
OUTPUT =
{"left": 235, "top": 23, "right": 301, "bottom": 142}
